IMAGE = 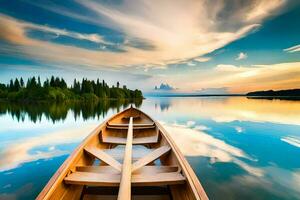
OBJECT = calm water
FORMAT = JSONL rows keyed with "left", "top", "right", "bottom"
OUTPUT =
{"left": 1, "top": 97, "right": 300, "bottom": 200}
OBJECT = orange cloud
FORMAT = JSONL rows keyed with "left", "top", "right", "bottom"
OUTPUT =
{"left": 0, "top": 0, "right": 285, "bottom": 69}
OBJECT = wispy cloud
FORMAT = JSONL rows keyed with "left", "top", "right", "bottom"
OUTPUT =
{"left": 185, "top": 62, "right": 300, "bottom": 93}
{"left": 0, "top": 0, "right": 286, "bottom": 69}
{"left": 193, "top": 57, "right": 211, "bottom": 63}
{"left": 281, "top": 136, "right": 300, "bottom": 148}
{"left": 284, "top": 44, "right": 300, "bottom": 53}
{"left": 236, "top": 52, "right": 248, "bottom": 60}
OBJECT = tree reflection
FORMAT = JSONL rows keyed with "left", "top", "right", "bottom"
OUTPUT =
{"left": 0, "top": 99, "right": 142, "bottom": 123}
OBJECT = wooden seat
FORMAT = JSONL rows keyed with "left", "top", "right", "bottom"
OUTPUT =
{"left": 102, "top": 135, "right": 158, "bottom": 145}
{"left": 106, "top": 125, "right": 156, "bottom": 130}
{"left": 83, "top": 195, "right": 171, "bottom": 200}
{"left": 64, "top": 172, "right": 185, "bottom": 186}
{"left": 107, "top": 122, "right": 155, "bottom": 128}
{"left": 76, "top": 166, "right": 179, "bottom": 175}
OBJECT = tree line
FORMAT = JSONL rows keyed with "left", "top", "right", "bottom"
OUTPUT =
{"left": 0, "top": 76, "right": 143, "bottom": 102}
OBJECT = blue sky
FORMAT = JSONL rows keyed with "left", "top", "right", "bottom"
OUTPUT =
{"left": 0, "top": 0, "right": 300, "bottom": 93}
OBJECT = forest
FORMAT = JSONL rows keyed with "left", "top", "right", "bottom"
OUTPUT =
{"left": 0, "top": 76, "right": 143, "bottom": 102}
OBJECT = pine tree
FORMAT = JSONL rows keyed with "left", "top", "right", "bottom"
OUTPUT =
{"left": 20, "top": 78, "right": 24, "bottom": 88}
{"left": 37, "top": 76, "right": 41, "bottom": 88}
{"left": 14, "top": 78, "right": 20, "bottom": 91}
{"left": 50, "top": 76, "right": 55, "bottom": 87}
{"left": 9, "top": 79, "right": 14, "bottom": 91}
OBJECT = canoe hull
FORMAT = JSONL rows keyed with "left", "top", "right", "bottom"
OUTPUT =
{"left": 36, "top": 107, "right": 208, "bottom": 200}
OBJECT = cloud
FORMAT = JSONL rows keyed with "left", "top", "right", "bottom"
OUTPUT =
{"left": 193, "top": 57, "right": 211, "bottom": 62}
{"left": 0, "top": 0, "right": 286, "bottom": 69}
{"left": 196, "top": 87, "right": 229, "bottom": 94}
{"left": 186, "top": 120, "right": 196, "bottom": 127}
{"left": 236, "top": 52, "right": 248, "bottom": 60}
{"left": 284, "top": 44, "right": 300, "bottom": 53}
{"left": 185, "top": 61, "right": 300, "bottom": 93}
{"left": 234, "top": 126, "right": 244, "bottom": 133}
{"left": 281, "top": 136, "right": 300, "bottom": 148}
{"left": 187, "top": 62, "right": 196, "bottom": 66}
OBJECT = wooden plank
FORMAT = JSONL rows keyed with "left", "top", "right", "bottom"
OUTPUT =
{"left": 76, "top": 166, "right": 120, "bottom": 174}
{"left": 76, "top": 165, "right": 179, "bottom": 175}
{"left": 84, "top": 147, "right": 122, "bottom": 172}
{"left": 102, "top": 135, "right": 158, "bottom": 145}
{"left": 132, "top": 172, "right": 185, "bottom": 186}
{"left": 132, "top": 146, "right": 171, "bottom": 173}
{"left": 107, "top": 125, "right": 155, "bottom": 130}
{"left": 83, "top": 195, "right": 170, "bottom": 200}
{"left": 133, "top": 135, "right": 158, "bottom": 144}
{"left": 102, "top": 136, "right": 126, "bottom": 144}
{"left": 107, "top": 122, "right": 155, "bottom": 128}
{"left": 133, "top": 166, "right": 179, "bottom": 175}
{"left": 64, "top": 172, "right": 185, "bottom": 186}
{"left": 64, "top": 172, "right": 120, "bottom": 186}
{"left": 117, "top": 117, "right": 133, "bottom": 200}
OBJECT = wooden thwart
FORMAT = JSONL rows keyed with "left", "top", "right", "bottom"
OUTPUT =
{"left": 102, "top": 135, "right": 158, "bottom": 145}
{"left": 75, "top": 165, "right": 179, "bottom": 175}
{"left": 84, "top": 147, "right": 122, "bottom": 172}
{"left": 107, "top": 125, "right": 156, "bottom": 130}
{"left": 107, "top": 122, "right": 155, "bottom": 128}
{"left": 132, "top": 146, "right": 171, "bottom": 173}
{"left": 64, "top": 172, "right": 185, "bottom": 186}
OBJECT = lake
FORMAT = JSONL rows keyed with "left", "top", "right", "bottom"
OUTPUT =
{"left": 0, "top": 97, "right": 300, "bottom": 200}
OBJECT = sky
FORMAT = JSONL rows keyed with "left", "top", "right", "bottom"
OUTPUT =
{"left": 0, "top": 0, "right": 300, "bottom": 94}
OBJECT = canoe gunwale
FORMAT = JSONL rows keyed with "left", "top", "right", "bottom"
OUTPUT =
{"left": 138, "top": 111, "right": 209, "bottom": 200}
{"left": 36, "top": 111, "right": 124, "bottom": 200}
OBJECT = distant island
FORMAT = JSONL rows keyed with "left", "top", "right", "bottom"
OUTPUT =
{"left": 247, "top": 89, "right": 300, "bottom": 100}
{"left": 0, "top": 76, "right": 143, "bottom": 102}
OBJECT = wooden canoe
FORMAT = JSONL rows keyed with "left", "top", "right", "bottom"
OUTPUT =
{"left": 37, "top": 107, "right": 209, "bottom": 200}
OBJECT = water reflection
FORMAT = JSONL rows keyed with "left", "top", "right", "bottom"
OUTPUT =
{"left": 0, "top": 99, "right": 142, "bottom": 123}
{"left": 144, "top": 97, "right": 300, "bottom": 125}
{"left": 139, "top": 97, "right": 300, "bottom": 200}
{"left": 0, "top": 124, "right": 96, "bottom": 172}
{"left": 0, "top": 97, "right": 300, "bottom": 200}
{"left": 163, "top": 121, "right": 300, "bottom": 199}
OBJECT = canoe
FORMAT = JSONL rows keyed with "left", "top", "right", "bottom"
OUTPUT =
{"left": 37, "top": 107, "right": 209, "bottom": 200}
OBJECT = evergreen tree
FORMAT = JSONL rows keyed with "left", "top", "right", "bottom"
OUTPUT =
{"left": 9, "top": 79, "right": 14, "bottom": 91}
{"left": 50, "top": 76, "right": 55, "bottom": 87}
{"left": 20, "top": 78, "right": 24, "bottom": 88}
{"left": 43, "top": 79, "right": 50, "bottom": 88}
{"left": 14, "top": 78, "right": 20, "bottom": 91}
{"left": 37, "top": 76, "right": 42, "bottom": 88}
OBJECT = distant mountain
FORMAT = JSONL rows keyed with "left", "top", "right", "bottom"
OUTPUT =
{"left": 247, "top": 89, "right": 300, "bottom": 96}
{"left": 154, "top": 83, "right": 175, "bottom": 91}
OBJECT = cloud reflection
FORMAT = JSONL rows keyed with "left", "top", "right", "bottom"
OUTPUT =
{"left": 163, "top": 121, "right": 300, "bottom": 199}
{"left": 0, "top": 124, "right": 96, "bottom": 171}
{"left": 162, "top": 121, "right": 263, "bottom": 176}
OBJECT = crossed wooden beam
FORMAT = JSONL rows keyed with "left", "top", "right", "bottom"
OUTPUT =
{"left": 83, "top": 117, "right": 171, "bottom": 199}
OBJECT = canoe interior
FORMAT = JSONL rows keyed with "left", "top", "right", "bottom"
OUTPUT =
{"left": 37, "top": 107, "right": 208, "bottom": 200}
